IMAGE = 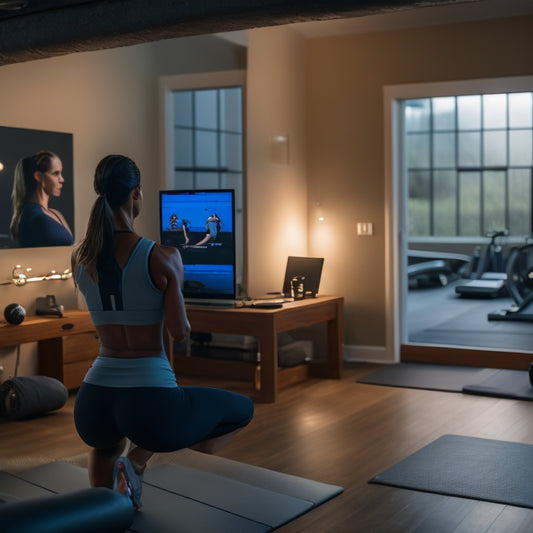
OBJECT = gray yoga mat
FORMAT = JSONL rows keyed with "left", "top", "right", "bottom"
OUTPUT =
{"left": 369, "top": 434, "right": 533, "bottom": 509}
{"left": 462, "top": 369, "right": 533, "bottom": 400}
{"left": 4, "top": 454, "right": 343, "bottom": 532}
{"left": 358, "top": 363, "right": 498, "bottom": 392}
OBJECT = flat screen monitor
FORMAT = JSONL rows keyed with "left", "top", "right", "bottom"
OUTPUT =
{"left": 159, "top": 189, "right": 236, "bottom": 304}
{"left": 282, "top": 256, "right": 324, "bottom": 298}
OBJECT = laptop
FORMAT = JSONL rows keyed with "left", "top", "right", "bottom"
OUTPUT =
{"left": 282, "top": 256, "right": 324, "bottom": 299}
{"left": 252, "top": 256, "right": 324, "bottom": 307}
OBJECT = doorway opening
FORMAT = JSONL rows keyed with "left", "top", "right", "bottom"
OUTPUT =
{"left": 385, "top": 77, "right": 533, "bottom": 368}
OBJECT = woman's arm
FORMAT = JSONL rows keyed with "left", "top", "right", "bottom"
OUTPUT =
{"left": 149, "top": 244, "right": 191, "bottom": 342}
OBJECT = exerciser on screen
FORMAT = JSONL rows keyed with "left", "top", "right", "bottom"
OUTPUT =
{"left": 159, "top": 189, "right": 237, "bottom": 305}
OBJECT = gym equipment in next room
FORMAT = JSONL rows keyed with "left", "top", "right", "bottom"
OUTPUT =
{"left": 489, "top": 242, "right": 533, "bottom": 322}
{"left": 407, "top": 249, "right": 470, "bottom": 289}
{"left": 455, "top": 229, "right": 509, "bottom": 298}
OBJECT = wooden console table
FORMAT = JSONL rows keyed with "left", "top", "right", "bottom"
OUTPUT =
{"left": 0, "top": 310, "right": 98, "bottom": 390}
{"left": 174, "top": 295, "right": 344, "bottom": 403}
{"left": 1, "top": 297, "right": 344, "bottom": 401}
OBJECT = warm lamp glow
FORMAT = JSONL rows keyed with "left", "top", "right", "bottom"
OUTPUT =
{"left": 315, "top": 201, "right": 325, "bottom": 222}
{"left": 0, "top": 161, "right": 4, "bottom": 172}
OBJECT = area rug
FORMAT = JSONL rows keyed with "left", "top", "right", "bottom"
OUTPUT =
{"left": 369, "top": 434, "right": 533, "bottom": 509}
{"left": 1, "top": 450, "right": 343, "bottom": 533}
{"left": 357, "top": 363, "right": 498, "bottom": 392}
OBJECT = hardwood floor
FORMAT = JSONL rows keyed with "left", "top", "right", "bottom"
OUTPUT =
{"left": 2, "top": 364, "right": 533, "bottom": 532}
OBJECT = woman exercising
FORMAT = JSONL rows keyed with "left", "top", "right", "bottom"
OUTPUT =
{"left": 72, "top": 155, "right": 253, "bottom": 510}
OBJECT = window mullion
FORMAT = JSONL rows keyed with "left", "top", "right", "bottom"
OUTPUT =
{"left": 429, "top": 99, "right": 434, "bottom": 236}
{"left": 455, "top": 96, "right": 461, "bottom": 236}
{"left": 480, "top": 96, "right": 485, "bottom": 235}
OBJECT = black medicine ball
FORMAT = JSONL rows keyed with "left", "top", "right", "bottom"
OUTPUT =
{"left": 4, "top": 303, "right": 26, "bottom": 325}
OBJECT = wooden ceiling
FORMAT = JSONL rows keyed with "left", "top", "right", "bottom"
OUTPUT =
{"left": 0, "top": 0, "right": 476, "bottom": 65}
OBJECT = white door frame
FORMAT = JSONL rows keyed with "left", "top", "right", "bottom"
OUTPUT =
{"left": 383, "top": 76, "right": 533, "bottom": 362}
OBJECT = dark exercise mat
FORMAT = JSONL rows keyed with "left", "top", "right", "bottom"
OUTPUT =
{"left": 151, "top": 447, "right": 342, "bottom": 506}
{"left": 357, "top": 363, "right": 498, "bottom": 392}
{"left": 7, "top": 456, "right": 343, "bottom": 533}
{"left": 463, "top": 369, "right": 533, "bottom": 401}
{"left": 369, "top": 434, "right": 533, "bottom": 509}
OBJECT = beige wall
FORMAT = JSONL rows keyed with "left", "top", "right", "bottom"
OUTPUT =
{"left": 245, "top": 26, "right": 309, "bottom": 297}
{"left": 305, "top": 14, "right": 533, "bottom": 358}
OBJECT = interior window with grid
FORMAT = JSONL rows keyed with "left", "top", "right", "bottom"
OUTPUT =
{"left": 172, "top": 86, "right": 244, "bottom": 286}
{"left": 172, "top": 87, "right": 243, "bottom": 191}
{"left": 404, "top": 93, "right": 533, "bottom": 238}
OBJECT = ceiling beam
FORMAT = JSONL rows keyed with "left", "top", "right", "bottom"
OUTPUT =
{"left": 0, "top": 0, "right": 474, "bottom": 65}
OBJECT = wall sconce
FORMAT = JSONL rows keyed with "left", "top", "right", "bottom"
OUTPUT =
{"left": 269, "top": 134, "right": 289, "bottom": 164}
{"left": 0, "top": 265, "right": 73, "bottom": 286}
{"left": 0, "top": 161, "right": 4, "bottom": 172}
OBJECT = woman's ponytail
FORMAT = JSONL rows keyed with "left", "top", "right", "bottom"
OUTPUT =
{"left": 71, "top": 154, "right": 141, "bottom": 282}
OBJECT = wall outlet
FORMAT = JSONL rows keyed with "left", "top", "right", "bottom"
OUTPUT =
{"left": 357, "top": 222, "right": 373, "bottom": 236}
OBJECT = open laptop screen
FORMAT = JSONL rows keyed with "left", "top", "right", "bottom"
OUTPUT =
{"left": 282, "top": 256, "right": 324, "bottom": 298}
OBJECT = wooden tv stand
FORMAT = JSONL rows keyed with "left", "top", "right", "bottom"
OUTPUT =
{"left": 0, "top": 297, "right": 344, "bottom": 401}
{"left": 174, "top": 295, "right": 344, "bottom": 403}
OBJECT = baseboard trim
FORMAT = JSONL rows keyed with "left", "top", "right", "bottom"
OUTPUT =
{"left": 401, "top": 344, "right": 533, "bottom": 370}
{"left": 344, "top": 344, "right": 394, "bottom": 365}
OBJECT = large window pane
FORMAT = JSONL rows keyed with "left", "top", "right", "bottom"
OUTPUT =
{"left": 408, "top": 170, "right": 430, "bottom": 236}
{"left": 195, "top": 172, "right": 219, "bottom": 189}
{"left": 459, "top": 171, "right": 481, "bottom": 236}
{"left": 457, "top": 95, "right": 481, "bottom": 130}
{"left": 483, "top": 171, "right": 506, "bottom": 231}
{"left": 404, "top": 99, "right": 430, "bottom": 132}
{"left": 194, "top": 90, "right": 218, "bottom": 130}
{"left": 458, "top": 131, "right": 481, "bottom": 167}
{"left": 174, "top": 128, "right": 193, "bottom": 167}
{"left": 173, "top": 171, "right": 194, "bottom": 189}
{"left": 173, "top": 91, "right": 193, "bottom": 127}
{"left": 221, "top": 173, "right": 244, "bottom": 208}
{"left": 508, "top": 169, "right": 532, "bottom": 235}
{"left": 432, "top": 97, "right": 455, "bottom": 131}
{"left": 220, "top": 88, "right": 242, "bottom": 133}
{"left": 509, "top": 130, "right": 533, "bottom": 166}
{"left": 220, "top": 132, "right": 242, "bottom": 172}
{"left": 509, "top": 93, "right": 532, "bottom": 128}
{"left": 433, "top": 170, "right": 456, "bottom": 235}
{"left": 406, "top": 133, "right": 430, "bottom": 168}
{"left": 194, "top": 130, "right": 218, "bottom": 167}
{"left": 483, "top": 94, "right": 507, "bottom": 129}
{"left": 405, "top": 91, "right": 533, "bottom": 238}
{"left": 483, "top": 130, "right": 507, "bottom": 167}
{"left": 433, "top": 132, "right": 455, "bottom": 168}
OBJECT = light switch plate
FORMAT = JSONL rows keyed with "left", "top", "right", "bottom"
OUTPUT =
{"left": 357, "top": 222, "right": 373, "bottom": 236}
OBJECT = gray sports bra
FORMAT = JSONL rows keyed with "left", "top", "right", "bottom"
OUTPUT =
{"left": 76, "top": 237, "right": 164, "bottom": 326}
